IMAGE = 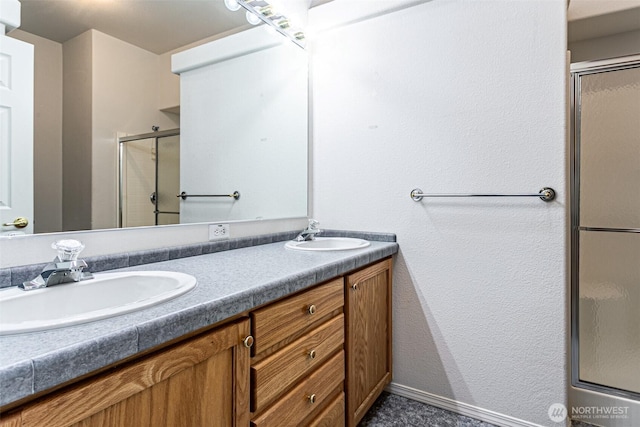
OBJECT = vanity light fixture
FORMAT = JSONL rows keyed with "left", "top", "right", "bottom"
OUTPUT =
{"left": 225, "top": 0, "right": 306, "bottom": 49}
{"left": 223, "top": 0, "right": 242, "bottom": 12}
{"left": 246, "top": 10, "right": 262, "bottom": 25}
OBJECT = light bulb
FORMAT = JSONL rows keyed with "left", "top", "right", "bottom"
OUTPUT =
{"left": 246, "top": 11, "right": 261, "bottom": 25}
{"left": 224, "top": 0, "right": 241, "bottom": 12}
{"left": 258, "top": 5, "right": 274, "bottom": 17}
{"left": 276, "top": 18, "right": 290, "bottom": 29}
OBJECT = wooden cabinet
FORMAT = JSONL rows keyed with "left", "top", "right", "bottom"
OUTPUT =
{"left": 251, "top": 315, "right": 344, "bottom": 411}
{"left": 250, "top": 278, "right": 345, "bottom": 427}
{"left": 251, "top": 278, "right": 344, "bottom": 356}
{"left": 0, "top": 319, "right": 251, "bottom": 427}
{"left": 345, "top": 258, "right": 393, "bottom": 427}
{"left": 0, "top": 257, "right": 393, "bottom": 427}
{"left": 309, "top": 393, "right": 346, "bottom": 427}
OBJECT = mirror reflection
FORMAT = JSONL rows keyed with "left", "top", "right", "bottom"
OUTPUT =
{"left": 5, "top": 0, "right": 308, "bottom": 235}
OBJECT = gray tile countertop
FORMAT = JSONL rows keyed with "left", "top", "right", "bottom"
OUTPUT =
{"left": 0, "top": 235, "right": 398, "bottom": 408}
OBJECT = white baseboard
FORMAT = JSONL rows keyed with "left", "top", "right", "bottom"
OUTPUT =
{"left": 385, "top": 382, "right": 549, "bottom": 427}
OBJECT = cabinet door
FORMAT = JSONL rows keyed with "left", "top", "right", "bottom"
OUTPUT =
{"left": 346, "top": 258, "right": 392, "bottom": 427}
{"left": 13, "top": 319, "right": 251, "bottom": 427}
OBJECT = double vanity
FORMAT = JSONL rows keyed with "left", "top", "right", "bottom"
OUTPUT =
{"left": 0, "top": 231, "right": 397, "bottom": 426}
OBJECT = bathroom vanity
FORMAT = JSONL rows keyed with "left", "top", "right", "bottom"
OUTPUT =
{"left": 0, "top": 233, "right": 396, "bottom": 426}
{"left": 0, "top": 319, "right": 252, "bottom": 426}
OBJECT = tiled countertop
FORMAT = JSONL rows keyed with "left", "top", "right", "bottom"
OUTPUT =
{"left": 0, "top": 233, "right": 398, "bottom": 408}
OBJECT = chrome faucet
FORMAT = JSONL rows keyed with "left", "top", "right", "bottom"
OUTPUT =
{"left": 295, "top": 219, "right": 321, "bottom": 242}
{"left": 20, "top": 240, "right": 94, "bottom": 291}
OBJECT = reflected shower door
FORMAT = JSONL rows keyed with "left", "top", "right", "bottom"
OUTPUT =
{"left": 574, "top": 62, "right": 640, "bottom": 398}
{"left": 119, "top": 130, "right": 180, "bottom": 227}
{"left": 155, "top": 134, "right": 180, "bottom": 225}
{"left": 121, "top": 137, "right": 156, "bottom": 228}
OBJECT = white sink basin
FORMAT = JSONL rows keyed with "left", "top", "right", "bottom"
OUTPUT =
{"left": 0, "top": 271, "right": 196, "bottom": 335}
{"left": 285, "top": 237, "right": 370, "bottom": 251}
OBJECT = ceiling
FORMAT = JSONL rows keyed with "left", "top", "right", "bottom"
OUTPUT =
{"left": 17, "top": 0, "right": 253, "bottom": 55}
{"left": 15, "top": 0, "right": 640, "bottom": 53}
{"left": 567, "top": 0, "right": 640, "bottom": 42}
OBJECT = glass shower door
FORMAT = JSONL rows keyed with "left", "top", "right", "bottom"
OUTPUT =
{"left": 119, "top": 129, "right": 180, "bottom": 228}
{"left": 120, "top": 137, "right": 156, "bottom": 228}
{"left": 155, "top": 134, "right": 180, "bottom": 225}
{"left": 574, "top": 62, "right": 640, "bottom": 398}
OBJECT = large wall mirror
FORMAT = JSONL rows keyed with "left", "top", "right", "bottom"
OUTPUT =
{"left": 3, "top": 0, "right": 308, "bottom": 235}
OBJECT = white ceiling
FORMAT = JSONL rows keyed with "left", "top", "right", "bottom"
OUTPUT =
{"left": 568, "top": 0, "right": 640, "bottom": 42}
{"left": 15, "top": 0, "right": 640, "bottom": 53}
{"left": 568, "top": 0, "right": 640, "bottom": 21}
{"left": 17, "top": 0, "right": 252, "bottom": 55}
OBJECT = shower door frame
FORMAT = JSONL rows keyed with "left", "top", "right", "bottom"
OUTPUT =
{"left": 570, "top": 54, "right": 640, "bottom": 405}
{"left": 118, "top": 128, "right": 180, "bottom": 228}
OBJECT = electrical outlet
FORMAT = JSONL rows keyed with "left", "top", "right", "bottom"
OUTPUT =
{"left": 209, "top": 223, "right": 230, "bottom": 241}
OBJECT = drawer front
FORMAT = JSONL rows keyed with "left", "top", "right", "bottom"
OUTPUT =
{"left": 252, "top": 278, "right": 344, "bottom": 354}
{"left": 251, "top": 351, "right": 345, "bottom": 427}
{"left": 308, "top": 392, "right": 345, "bottom": 427}
{"left": 252, "top": 314, "right": 344, "bottom": 412}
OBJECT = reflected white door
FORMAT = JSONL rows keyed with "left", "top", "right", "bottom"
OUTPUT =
{"left": 0, "top": 34, "right": 34, "bottom": 235}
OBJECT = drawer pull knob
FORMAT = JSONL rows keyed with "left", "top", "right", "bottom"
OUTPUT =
{"left": 308, "top": 304, "right": 317, "bottom": 315}
{"left": 308, "top": 394, "right": 317, "bottom": 404}
{"left": 308, "top": 349, "right": 316, "bottom": 360}
{"left": 243, "top": 335, "right": 254, "bottom": 348}
{"left": 352, "top": 283, "right": 359, "bottom": 291}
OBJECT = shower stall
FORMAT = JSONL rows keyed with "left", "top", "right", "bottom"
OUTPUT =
{"left": 118, "top": 129, "right": 180, "bottom": 228}
{"left": 571, "top": 55, "right": 640, "bottom": 425}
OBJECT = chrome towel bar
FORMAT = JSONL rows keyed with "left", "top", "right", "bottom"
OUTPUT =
{"left": 177, "top": 191, "right": 241, "bottom": 200}
{"left": 410, "top": 187, "right": 556, "bottom": 202}
{"left": 579, "top": 226, "right": 640, "bottom": 234}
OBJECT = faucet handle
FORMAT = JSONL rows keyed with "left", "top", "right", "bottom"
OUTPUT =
{"left": 52, "top": 239, "right": 85, "bottom": 261}
{"left": 308, "top": 219, "right": 319, "bottom": 229}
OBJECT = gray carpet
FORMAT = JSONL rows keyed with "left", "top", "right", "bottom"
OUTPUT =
{"left": 358, "top": 392, "right": 498, "bottom": 427}
{"left": 359, "top": 392, "right": 601, "bottom": 427}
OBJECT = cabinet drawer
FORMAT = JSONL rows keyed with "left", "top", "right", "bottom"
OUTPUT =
{"left": 308, "top": 392, "right": 345, "bottom": 427}
{"left": 251, "top": 278, "right": 344, "bottom": 354}
{"left": 252, "top": 314, "right": 344, "bottom": 412}
{"left": 251, "top": 351, "right": 345, "bottom": 427}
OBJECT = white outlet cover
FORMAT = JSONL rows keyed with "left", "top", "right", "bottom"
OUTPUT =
{"left": 209, "top": 224, "right": 230, "bottom": 241}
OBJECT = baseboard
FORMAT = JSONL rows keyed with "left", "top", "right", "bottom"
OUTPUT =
{"left": 385, "top": 382, "right": 548, "bottom": 427}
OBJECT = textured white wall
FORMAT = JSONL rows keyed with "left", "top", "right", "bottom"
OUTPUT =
{"left": 310, "top": 1, "right": 568, "bottom": 425}
{"left": 179, "top": 38, "right": 307, "bottom": 223}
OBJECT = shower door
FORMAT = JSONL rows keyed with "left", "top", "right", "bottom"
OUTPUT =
{"left": 571, "top": 56, "right": 640, "bottom": 405}
{"left": 119, "top": 129, "right": 180, "bottom": 228}
{"left": 155, "top": 133, "right": 180, "bottom": 225}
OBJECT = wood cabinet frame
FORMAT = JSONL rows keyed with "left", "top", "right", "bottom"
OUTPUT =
{"left": 345, "top": 258, "right": 393, "bottom": 427}
{"left": 0, "top": 319, "right": 251, "bottom": 427}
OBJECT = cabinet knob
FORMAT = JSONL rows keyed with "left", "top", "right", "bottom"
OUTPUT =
{"left": 308, "top": 349, "right": 316, "bottom": 360}
{"left": 351, "top": 283, "right": 359, "bottom": 291}
{"left": 308, "top": 394, "right": 317, "bottom": 404}
{"left": 307, "top": 304, "right": 317, "bottom": 315}
{"left": 243, "top": 335, "right": 254, "bottom": 348}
